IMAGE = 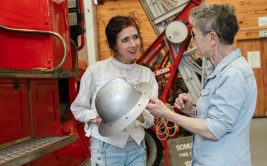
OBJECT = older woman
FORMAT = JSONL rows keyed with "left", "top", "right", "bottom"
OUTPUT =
{"left": 147, "top": 4, "right": 257, "bottom": 166}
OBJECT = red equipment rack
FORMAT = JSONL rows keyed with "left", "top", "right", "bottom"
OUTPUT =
{"left": 137, "top": 0, "right": 201, "bottom": 165}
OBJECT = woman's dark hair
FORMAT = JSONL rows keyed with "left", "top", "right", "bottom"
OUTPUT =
{"left": 105, "top": 15, "right": 144, "bottom": 55}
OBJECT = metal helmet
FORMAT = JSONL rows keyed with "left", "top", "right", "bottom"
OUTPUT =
{"left": 95, "top": 77, "right": 151, "bottom": 137}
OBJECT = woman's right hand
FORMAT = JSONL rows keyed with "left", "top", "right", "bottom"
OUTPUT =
{"left": 174, "top": 93, "right": 193, "bottom": 114}
{"left": 89, "top": 115, "right": 102, "bottom": 125}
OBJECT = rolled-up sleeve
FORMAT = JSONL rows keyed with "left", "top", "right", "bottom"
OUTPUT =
{"left": 70, "top": 67, "right": 97, "bottom": 123}
{"left": 206, "top": 68, "right": 247, "bottom": 139}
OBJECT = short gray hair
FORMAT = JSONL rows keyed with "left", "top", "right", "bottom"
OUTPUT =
{"left": 189, "top": 4, "right": 239, "bottom": 44}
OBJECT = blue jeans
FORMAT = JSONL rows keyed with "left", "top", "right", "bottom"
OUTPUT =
{"left": 90, "top": 137, "right": 146, "bottom": 166}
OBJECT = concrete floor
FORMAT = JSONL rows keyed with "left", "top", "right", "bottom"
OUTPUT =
{"left": 250, "top": 118, "right": 267, "bottom": 166}
{"left": 80, "top": 118, "right": 267, "bottom": 166}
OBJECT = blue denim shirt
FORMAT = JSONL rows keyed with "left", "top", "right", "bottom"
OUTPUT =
{"left": 192, "top": 49, "right": 257, "bottom": 166}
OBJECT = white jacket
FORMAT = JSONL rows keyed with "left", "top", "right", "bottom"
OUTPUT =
{"left": 71, "top": 57, "right": 158, "bottom": 148}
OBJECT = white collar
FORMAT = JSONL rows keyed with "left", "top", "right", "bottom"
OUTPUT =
{"left": 110, "top": 57, "right": 136, "bottom": 70}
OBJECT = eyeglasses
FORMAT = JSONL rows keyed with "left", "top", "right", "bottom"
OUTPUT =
{"left": 191, "top": 30, "right": 221, "bottom": 39}
{"left": 191, "top": 30, "right": 197, "bottom": 39}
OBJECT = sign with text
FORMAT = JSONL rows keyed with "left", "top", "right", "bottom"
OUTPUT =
{"left": 247, "top": 51, "right": 261, "bottom": 68}
{"left": 168, "top": 136, "right": 193, "bottom": 166}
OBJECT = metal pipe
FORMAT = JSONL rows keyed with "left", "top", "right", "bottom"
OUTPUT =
{"left": 77, "top": 0, "right": 85, "bottom": 51}
{"left": 0, "top": 24, "right": 67, "bottom": 72}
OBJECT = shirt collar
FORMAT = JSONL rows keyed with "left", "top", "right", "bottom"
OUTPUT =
{"left": 110, "top": 57, "right": 136, "bottom": 70}
{"left": 207, "top": 48, "right": 242, "bottom": 77}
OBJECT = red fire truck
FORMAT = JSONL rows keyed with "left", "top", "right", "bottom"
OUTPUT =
{"left": 0, "top": 0, "right": 90, "bottom": 165}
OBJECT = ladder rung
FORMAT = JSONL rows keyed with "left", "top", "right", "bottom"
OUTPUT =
{"left": 0, "top": 136, "right": 77, "bottom": 166}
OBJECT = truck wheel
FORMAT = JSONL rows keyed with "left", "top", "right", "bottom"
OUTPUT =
{"left": 145, "top": 129, "right": 163, "bottom": 166}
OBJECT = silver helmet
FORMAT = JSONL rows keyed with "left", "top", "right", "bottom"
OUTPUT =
{"left": 95, "top": 77, "right": 151, "bottom": 137}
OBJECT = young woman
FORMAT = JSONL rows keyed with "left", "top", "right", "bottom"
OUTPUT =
{"left": 71, "top": 16, "right": 158, "bottom": 166}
